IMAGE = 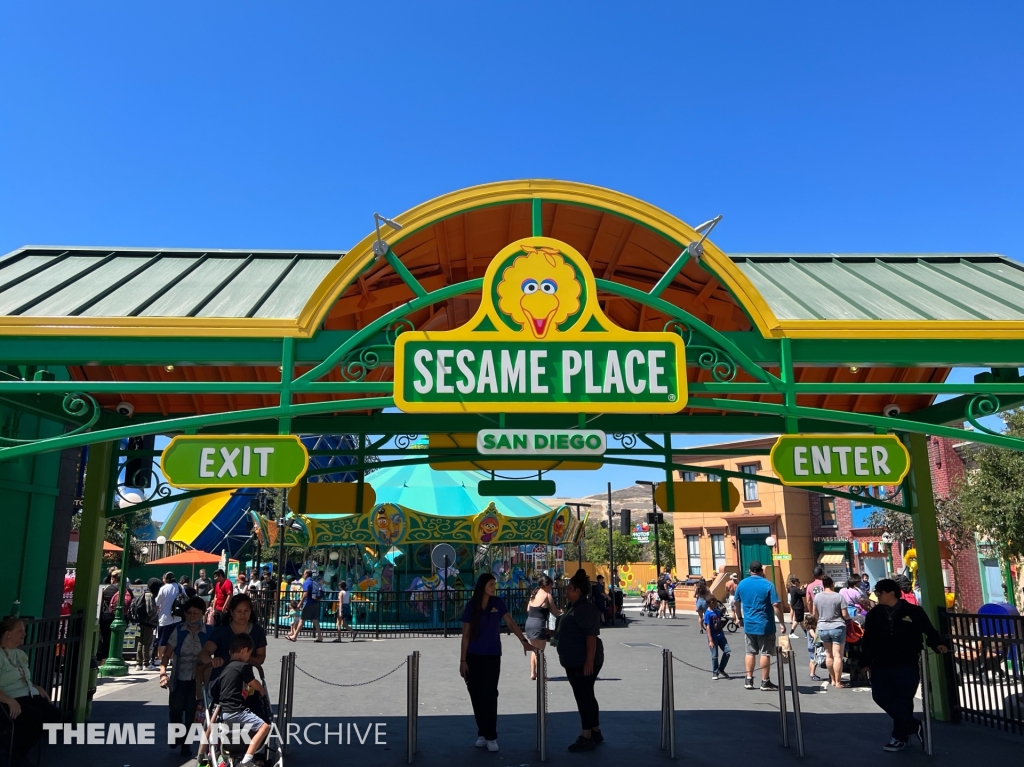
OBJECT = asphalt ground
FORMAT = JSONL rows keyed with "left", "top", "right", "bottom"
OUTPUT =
{"left": 41, "top": 602, "right": 1021, "bottom": 766}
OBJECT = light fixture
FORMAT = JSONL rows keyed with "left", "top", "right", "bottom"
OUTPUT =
{"left": 849, "top": 366, "right": 859, "bottom": 373}
{"left": 372, "top": 212, "right": 404, "bottom": 257}
{"left": 140, "top": 547, "right": 149, "bottom": 556}
{"left": 329, "top": 551, "right": 340, "bottom": 561}
{"left": 687, "top": 214, "right": 723, "bottom": 260}
{"left": 119, "top": 490, "right": 144, "bottom": 509}
{"left": 164, "top": 365, "right": 175, "bottom": 372}
{"left": 765, "top": 535, "right": 777, "bottom": 547}
{"left": 156, "top": 535, "right": 167, "bottom": 545}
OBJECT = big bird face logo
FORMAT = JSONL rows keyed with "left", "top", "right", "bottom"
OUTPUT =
{"left": 496, "top": 246, "right": 581, "bottom": 338}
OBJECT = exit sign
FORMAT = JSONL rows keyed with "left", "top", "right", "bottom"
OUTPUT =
{"left": 161, "top": 435, "right": 308, "bottom": 489}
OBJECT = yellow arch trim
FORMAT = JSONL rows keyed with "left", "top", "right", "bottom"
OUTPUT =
{"left": 297, "top": 179, "right": 783, "bottom": 339}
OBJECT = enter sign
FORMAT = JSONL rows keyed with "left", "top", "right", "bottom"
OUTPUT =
{"left": 770, "top": 434, "right": 910, "bottom": 486}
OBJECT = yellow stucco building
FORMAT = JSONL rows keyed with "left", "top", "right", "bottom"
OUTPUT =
{"left": 672, "top": 437, "right": 816, "bottom": 604}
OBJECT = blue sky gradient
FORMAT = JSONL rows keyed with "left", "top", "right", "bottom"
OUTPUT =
{"left": 2, "top": 3, "right": 1020, "bottom": 501}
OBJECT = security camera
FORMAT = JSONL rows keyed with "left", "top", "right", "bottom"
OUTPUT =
{"left": 116, "top": 401, "right": 135, "bottom": 418}
{"left": 883, "top": 403, "right": 901, "bottom": 418}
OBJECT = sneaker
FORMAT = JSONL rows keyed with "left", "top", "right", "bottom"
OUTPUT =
{"left": 718, "top": 670, "right": 731, "bottom": 680}
{"left": 590, "top": 729, "right": 604, "bottom": 745}
{"left": 810, "top": 674, "right": 824, "bottom": 681}
{"left": 475, "top": 736, "right": 487, "bottom": 748}
{"left": 789, "top": 631, "right": 798, "bottom": 638}
{"left": 744, "top": 677, "right": 754, "bottom": 690}
{"left": 568, "top": 736, "right": 595, "bottom": 752}
{"left": 883, "top": 738, "right": 907, "bottom": 752}
{"left": 712, "top": 673, "right": 720, "bottom": 680}
{"left": 486, "top": 739, "right": 499, "bottom": 752}
{"left": 760, "top": 680, "right": 779, "bottom": 692}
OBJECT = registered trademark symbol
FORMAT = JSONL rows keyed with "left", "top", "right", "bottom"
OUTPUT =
{"left": 668, "top": 393, "right": 676, "bottom": 402}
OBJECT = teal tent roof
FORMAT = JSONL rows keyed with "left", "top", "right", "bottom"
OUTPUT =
{"left": 366, "top": 464, "right": 552, "bottom": 518}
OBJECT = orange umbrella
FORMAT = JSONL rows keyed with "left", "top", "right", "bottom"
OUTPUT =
{"left": 146, "top": 549, "right": 223, "bottom": 582}
{"left": 103, "top": 541, "right": 123, "bottom": 553}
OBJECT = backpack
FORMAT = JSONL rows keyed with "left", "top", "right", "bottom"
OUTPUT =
{"left": 308, "top": 580, "right": 323, "bottom": 601}
{"left": 170, "top": 583, "right": 189, "bottom": 618}
{"left": 126, "top": 592, "right": 150, "bottom": 624}
{"left": 109, "top": 588, "right": 132, "bottom": 617}
{"left": 845, "top": 619, "right": 864, "bottom": 644}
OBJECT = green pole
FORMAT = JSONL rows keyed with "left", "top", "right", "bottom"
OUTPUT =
{"left": 98, "top": 510, "right": 133, "bottom": 677}
{"left": 1002, "top": 550, "right": 1017, "bottom": 608}
{"left": 70, "top": 442, "right": 116, "bottom": 720}
{"left": 901, "top": 432, "right": 950, "bottom": 721}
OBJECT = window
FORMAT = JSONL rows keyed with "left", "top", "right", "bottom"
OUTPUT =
{"left": 851, "top": 486, "right": 881, "bottom": 528}
{"left": 741, "top": 463, "right": 759, "bottom": 501}
{"left": 706, "top": 467, "right": 723, "bottom": 482}
{"left": 680, "top": 471, "right": 697, "bottom": 482}
{"left": 687, "top": 535, "right": 702, "bottom": 575}
{"left": 712, "top": 534, "right": 726, "bottom": 573}
{"left": 821, "top": 497, "right": 837, "bottom": 527}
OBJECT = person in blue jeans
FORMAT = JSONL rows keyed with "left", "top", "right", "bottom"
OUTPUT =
{"left": 703, "top": 596, "right": 731, "bottom": 680}
{"left": 734, "top": 560, "right": 785, "bottom": 691}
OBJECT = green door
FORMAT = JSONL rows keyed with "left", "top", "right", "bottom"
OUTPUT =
{"left": 738, "top": 536, "right": 774, "bottom": 583}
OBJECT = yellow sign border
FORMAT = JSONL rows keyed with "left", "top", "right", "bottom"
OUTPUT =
{"left": 394, "top": 236, "right": 687, "bottom": 414}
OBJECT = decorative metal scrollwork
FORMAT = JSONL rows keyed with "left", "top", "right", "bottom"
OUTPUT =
{"left": 114, "top": 474, "right": 174, "bottom": 507}
{"left": 966, "top": 394, "right": 1002, "bottom": 436}
{"left": 385, "top": 318, "right": 415, "bottom": 346}
{"left": 662, "top": 321, "right": 738, "bottom": 383}
{"left": 0, "top": 391, "right": 101, "bottom": 445}
{"left": 849, "top": 485, "right": 901, "bottom": 503}
{"left": 394, "top": 434, "right": 420, "bottom": 449}
{"left": 612, "top": 433, "right": 638, "bottom": 449}
{"left": 339, "top": 347, "right": 384, "bottom": 382}
{"left": 689, "top": 346, "right": 737, "bottom": 383}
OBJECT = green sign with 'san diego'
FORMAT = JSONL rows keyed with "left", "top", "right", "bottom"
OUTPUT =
{"left": 770, "top": 434, "right": 910, "bottom": 487}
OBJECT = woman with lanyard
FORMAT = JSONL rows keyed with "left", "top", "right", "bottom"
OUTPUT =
{"left": 159, "top": 597, "right": 212, "bottom": 760}
{"left": 458, "top": 573, "right": 534, "bottom": 753}
{"left": 0, "top": 617, "right": 61, "bottom": 765}
{"left": 204, "top": 594, "right": 268, "bottom": 680}
{"left": 554, "top": 569, "right": 605, "bottom": 752}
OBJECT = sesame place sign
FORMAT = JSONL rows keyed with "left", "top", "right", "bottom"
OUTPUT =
{"left": 770, "top": 434, "right": 911, "bottom": 486}
{"left": 393, "top": 237, "right": 687, "bottom": 413}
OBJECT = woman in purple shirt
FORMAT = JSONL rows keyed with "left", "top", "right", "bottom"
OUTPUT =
{"left": 459, "top": 573, "right": 534, "bottom": 752}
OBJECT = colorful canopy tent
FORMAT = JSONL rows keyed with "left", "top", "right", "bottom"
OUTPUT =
{"left": 146, "top": 549, "right": 224, "bottom": 582}
{"left": 102, "top": 541, "right": 122, "bottom": 553}
{"left": 365, "top": 462, "right": 555, "bottom": 519}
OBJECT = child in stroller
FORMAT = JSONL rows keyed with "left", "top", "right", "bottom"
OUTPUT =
{"left": 641, "top": 588, "right": 660, "bottom": 617}
{"left": 205, "top": 633, "right": 277, "bottom": 767}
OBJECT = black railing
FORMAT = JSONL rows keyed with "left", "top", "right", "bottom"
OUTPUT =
{"left": 20, "top": 611, "right": 85, "bottom": 717}
{"left": 253, "top": 586, "right": 566, "bottom": 639}
{"left": 942, "top": 610, "right": 1024, "bottom": 734}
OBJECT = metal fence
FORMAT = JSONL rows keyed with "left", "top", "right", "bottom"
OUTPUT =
{"left": 21, "top": 611, "right": 85, "bottom": 717}
{"left": 253, "top": 586, "right": 564, "bottom": 639}
{"left": 942, "top": 610, "right": 1024, "bottom": 734}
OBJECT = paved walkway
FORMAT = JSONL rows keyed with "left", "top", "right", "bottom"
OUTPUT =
{"left": 47, "top": 604, "right": 1019, "bottom": 766}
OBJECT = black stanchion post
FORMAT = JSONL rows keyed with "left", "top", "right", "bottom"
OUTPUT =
{"left": 536, "top": 649, "right": 547, "bottom": 761}
{"left": 407, "top": 653, "right": 414, "bottom": 764}
{"left": 777, "top": 648, "right": 789, "bottom": 747}
{"left": 443, "top": 554, "right": 449, "bottom": 638}
{"left": 920, "top": 649, "right": 934, "bottom": 755}
{"left": 786, "top": 647, "right": 805, "bottom": 757}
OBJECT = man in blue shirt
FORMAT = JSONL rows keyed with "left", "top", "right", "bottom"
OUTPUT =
{"left": 734, "top": 561, "right": 784, "bottom": 691}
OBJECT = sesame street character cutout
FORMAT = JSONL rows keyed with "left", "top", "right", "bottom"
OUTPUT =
{"left": 393, "top": 235, "right": 687, "bottom": 414}
{"left": 478, "top": 514, "right": 500, "bottom": 543}
{"left": 496, "top": 246, "right": 582, "bottom": 338}
{"left": 549, "top": 506, "right": 570, "bottom": 545}
{"left": 371, "top": 504, "right": 406, "bottom": 546}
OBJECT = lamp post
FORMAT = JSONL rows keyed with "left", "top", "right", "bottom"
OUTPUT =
{"left": 98, "top": 490, "right": 141, "bottom": 678}
{"left": 636, "top": 480, "right": 663, "bottom": 576}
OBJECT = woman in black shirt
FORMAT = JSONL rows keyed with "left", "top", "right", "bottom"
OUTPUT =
{"left": 555, "top": 570, "right": 604, "bottom": 752}
{"left": 787, "top": 576, "right": 806, "bottom": 638}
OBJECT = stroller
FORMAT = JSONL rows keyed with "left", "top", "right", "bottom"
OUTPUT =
{"left": 203, "top": 663, "right": 282, "bottom": 767}
{"left": 640, "top": 589, "right": 660, "bottom": 618}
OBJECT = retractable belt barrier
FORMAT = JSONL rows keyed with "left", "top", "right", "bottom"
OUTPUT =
{"left": 660, "top": 649, "right": 676, "bottom": 758}
{"left": 280, "top": 650, "right": 420, "bottom": 763}
{"left": 536, "top": 650, "right": 548, "bottom": 762}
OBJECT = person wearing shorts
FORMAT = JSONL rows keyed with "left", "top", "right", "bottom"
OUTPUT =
{"left": 811, "top": 576, "right": 848, "bottom": 688}
{"left": 733, "top": 561, "right": 784, "bottom": 692}
{"left": 212, "top": 633, "right": 271, "bottom": 765}
{"left": 333, "top": 581, "right": 352, "bottom": 641}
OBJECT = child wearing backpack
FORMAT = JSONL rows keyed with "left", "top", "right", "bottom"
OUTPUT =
{"left": 299, "top": 569, "right": 324, "bottom": 642}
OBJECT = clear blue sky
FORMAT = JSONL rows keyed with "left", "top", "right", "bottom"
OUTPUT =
{"left": 2, "top": 4, "right": 1020, "bottom": 500}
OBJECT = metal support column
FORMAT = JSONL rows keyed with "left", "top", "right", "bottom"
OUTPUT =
{"left": 660, "top": 649, "right": 675, "bottom": 757}
{"left": 920, "top": 649, "right": 934, "bottom": 755}
{"left": 902, "top": 432, "right": 951, "bottom": 720}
